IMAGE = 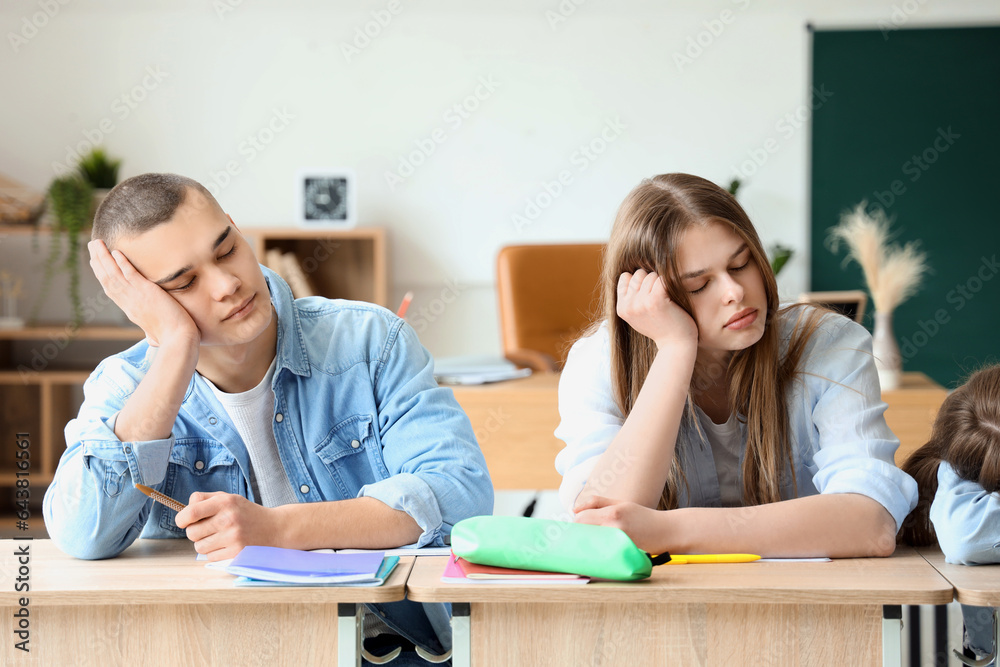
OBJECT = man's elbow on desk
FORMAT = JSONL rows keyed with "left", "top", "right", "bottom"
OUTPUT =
{"left": 43, "top": 514, "right": 136, "bottom": 561}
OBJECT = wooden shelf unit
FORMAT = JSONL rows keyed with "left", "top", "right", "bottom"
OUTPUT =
{"left": 244, "top": 226, "right": 388, "bottom": 308}
{"left": 0, "top": 328, "right": 144, "bottom": 494}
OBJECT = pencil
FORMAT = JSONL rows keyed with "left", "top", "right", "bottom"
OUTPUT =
{"left": 396, "top": 291, "right": 414, "bottom": 319}
{"left": 135, "top": 484, "right": 187, "bottom": 512}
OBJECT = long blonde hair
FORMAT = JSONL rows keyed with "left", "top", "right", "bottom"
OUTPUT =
{"left": 599, "top": 174, "right": 826, "bottom": 509}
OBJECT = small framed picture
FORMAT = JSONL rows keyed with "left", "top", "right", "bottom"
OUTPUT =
{"left": 295, "top": 169, "right": 356, "bottom": 227}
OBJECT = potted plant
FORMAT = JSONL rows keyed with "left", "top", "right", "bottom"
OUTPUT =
{"left": 77, "top": 147, "right": 122, "bottom": 216}
{"left": 827, "top": 203, "right": 929, "bottom": 390}
{"left": 30, "top": 175, "right": 93, "bottom": 328}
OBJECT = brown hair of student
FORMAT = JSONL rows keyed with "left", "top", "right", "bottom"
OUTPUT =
{"left": 596, "top": 173, "right": 828, "bottom": 510}
{"left": 899, "top": 364, "right": 1000, "bottom": 546}
{"left": 93, "top": 173, "right": 222, "bottom": 248}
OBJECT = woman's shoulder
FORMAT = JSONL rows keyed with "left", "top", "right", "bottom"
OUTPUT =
{"left": 566, "top": 319, "right": 611, "bottom": 359}
{"left": 775, "top": 305, "right": 877, "bottom": 384}
{"left": 562, "top": 321, "right": 612, "bottom": 383}
{"left": 776, "top": 304, "right": 869, "bottom": 350}
{"left": 560, "top": 320, "right": 615, "bottom": 405}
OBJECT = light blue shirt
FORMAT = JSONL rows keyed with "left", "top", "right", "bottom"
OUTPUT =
{"left": 931, "top": 462, "right": 1000, "bottom": 565}
{"left": 554, "top": 309, "right": 918, "bottom": 530}
{"left": 43, "top": 267, "right": 494, "bottom": 560}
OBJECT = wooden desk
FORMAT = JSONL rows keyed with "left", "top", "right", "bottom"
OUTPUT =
{"left": 449, "top": 372, "right": 563, "bottom": 490}
{"left": 919, "top": 547, "right": 1000, "bottom": 662}
{"left": 406, "top": 548, "right": 953, "bottom": 666}
{"left": 0, "top": 539, "right": 412, "bottom": 666}
{"left": 448, "top": 371, "right": 947, "bottom": 489}
{"left": 919, "top": 548, "right": 1000, "bottom": 607}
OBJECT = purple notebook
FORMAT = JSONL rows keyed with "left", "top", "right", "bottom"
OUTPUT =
{"left": 226, "top": 546, "right": 385, "bottom": 584}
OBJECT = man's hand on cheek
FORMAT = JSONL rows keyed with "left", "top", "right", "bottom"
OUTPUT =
{"left": 88, "top": 240, "right": 201, "bottom": 349}
{"left": 175, "top": 492, "right": 282, "bottom": 562}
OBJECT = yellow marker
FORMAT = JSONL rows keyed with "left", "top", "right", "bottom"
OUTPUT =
{"left": 668, "top": 554, "right": 760, "bottom": 564}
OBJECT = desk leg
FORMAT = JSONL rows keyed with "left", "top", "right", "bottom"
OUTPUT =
{"left": 882, "top": 605, "right": 902, "bottom": 667}
{"left": 993, "top": 608, "right": 1000, "bottom": 667}
{"left": 338, "top": 603, "right": 362, "bottom": 667}
{"left": 452, "top": 602, "right": 471, "bottom": 667}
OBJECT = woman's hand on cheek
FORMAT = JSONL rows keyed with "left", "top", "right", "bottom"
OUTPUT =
{"left": 88, "top": 240, "right": 201, "bottom": 349}
{"left": 616, "top": 270, "right": 698, "bottom": 351}
{"left": 573, "top": 494, "right": 668, "bottom": 554}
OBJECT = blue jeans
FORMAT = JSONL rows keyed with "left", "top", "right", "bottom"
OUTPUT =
{"left": 962, "top": 604, "right": 996, "bottom": 657}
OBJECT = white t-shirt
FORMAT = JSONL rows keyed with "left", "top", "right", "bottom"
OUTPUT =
{"left": 695, "top": 407, "right": 743, "bottom": 508}
{"left": 202, "top": 358, "right": 298, "bottom": 508}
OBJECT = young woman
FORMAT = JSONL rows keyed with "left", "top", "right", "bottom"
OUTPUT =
{"left": 899, "top": 365, "right": 1000, "bottom": 661}
{"left": 555, "top": 173, "right": 917, "bottom": 558}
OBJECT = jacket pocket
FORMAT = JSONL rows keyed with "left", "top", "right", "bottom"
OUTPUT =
{"left": 314, "top": 414, "right": 375, "bottom": 464}
{"left": 158, "top": 439, "right": 240, "bottom": 534}
{"left": 313, "top": 414, "right": 384, "bottom": 496}
{"left": 103, "top": 459, "right": 130, "bottom": 498}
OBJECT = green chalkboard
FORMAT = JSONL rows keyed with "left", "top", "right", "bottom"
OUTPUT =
{"left": 810, "top": 26, "right": 1000, "bottom": 388}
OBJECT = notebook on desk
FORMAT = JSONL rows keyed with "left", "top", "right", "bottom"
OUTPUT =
{"left": 442, "top": 553, "right": 589, "bottom": 585}
{"left": 226, "top": 546, "right": 387, "bottom": 584}
{"left": 433, "top": 355, "right": 532, "bottom": 385}
{"left": 233, "top": 555, "right": 400, "bottom": 587}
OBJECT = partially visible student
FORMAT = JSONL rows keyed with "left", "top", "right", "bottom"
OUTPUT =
{"left": 901, "top": 364, "right": 1000, "bottom": 662}
{"left": 43, "top": 173, "right": 493, "bottom": 665}
{"left": 555, "top": 173, "right": 918, "bottom": 559}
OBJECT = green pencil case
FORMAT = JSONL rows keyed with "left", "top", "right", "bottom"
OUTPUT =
{"left": 450, "top": 516, "right": 669, "bottom": 581}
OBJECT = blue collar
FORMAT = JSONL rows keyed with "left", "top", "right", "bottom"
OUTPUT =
{"left": 262, "top": 265, "right": 311, "bottom": 378}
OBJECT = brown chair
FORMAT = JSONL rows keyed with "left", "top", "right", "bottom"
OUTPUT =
{"left": 496, "top": 244, "right": 605, "bottom": 371}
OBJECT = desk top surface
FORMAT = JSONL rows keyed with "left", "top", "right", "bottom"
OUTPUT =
{"left": 919, "top": 548, "right": 1000, "bottom": 606}
{"left": 444, "top": 371, "right": 941, "bottom": 394}
{"left": 405, "top": 547, "right": 953, "bottom": 605}
{"left": 443, "top": 371, "right": 560, "bottom": 393}
{"left": 0, "top": 539, "right": 411, "bottom": 606}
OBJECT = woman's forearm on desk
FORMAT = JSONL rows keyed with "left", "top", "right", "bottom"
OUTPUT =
{"left": 579, "top": 344, "right": 696, "bottom": 508}
{"left": 577, "top": 492, "right": 897, "bottom": 558}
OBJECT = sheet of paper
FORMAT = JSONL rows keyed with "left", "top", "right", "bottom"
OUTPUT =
{"left": 336, "top": 546, "right": 452, "bottom": 557}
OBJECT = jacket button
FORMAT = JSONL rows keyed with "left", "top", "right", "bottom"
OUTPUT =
{"left": 195, "top": 460, "right": 205, "bottom": 470}
{"left": 351, "top": 440, "right": 360, "bottom": 449}
{"left": 124, "top": 446, "right": 132, "bottom": 454}
{"left": 300, "top": 484, "right": 309, "bottom": 494}
{"left": 275, "top": 413, "right": 284, "bottom": 423}
{"left": 208, "top": 416, "right": 217, "bottom": 425}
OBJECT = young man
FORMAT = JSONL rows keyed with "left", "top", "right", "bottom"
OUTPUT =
{"left": 43, "top": 173, "right": 493, "bottom": 662}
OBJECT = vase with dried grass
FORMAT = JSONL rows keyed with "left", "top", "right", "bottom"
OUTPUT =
{"left": 827, "top": 203, "right": 929, "bottom": 391}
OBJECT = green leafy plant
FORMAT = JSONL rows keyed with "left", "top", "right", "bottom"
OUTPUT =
{"left": 769, "top": 243, "right": 794, "bottom": 276}
{"left": 77, "top": 147, "right": 121, "bottom": 189}
{"left": 30, "top": 175, "right": 93, "bottom": 328}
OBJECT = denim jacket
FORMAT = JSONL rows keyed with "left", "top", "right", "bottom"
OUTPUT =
{"left": 43, "top": 266, "right": 494, "bottom": 561}
{"left": 555, "top": 309, "right": 918, "bottom": 530}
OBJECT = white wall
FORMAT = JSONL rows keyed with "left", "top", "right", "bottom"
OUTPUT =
{"left": 2, "top": 0, "right": 997, "bottom": 356}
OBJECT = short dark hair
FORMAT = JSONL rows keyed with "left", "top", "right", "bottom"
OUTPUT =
{"left": 92, "top": 173, "right": 222, "bottom": 248}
